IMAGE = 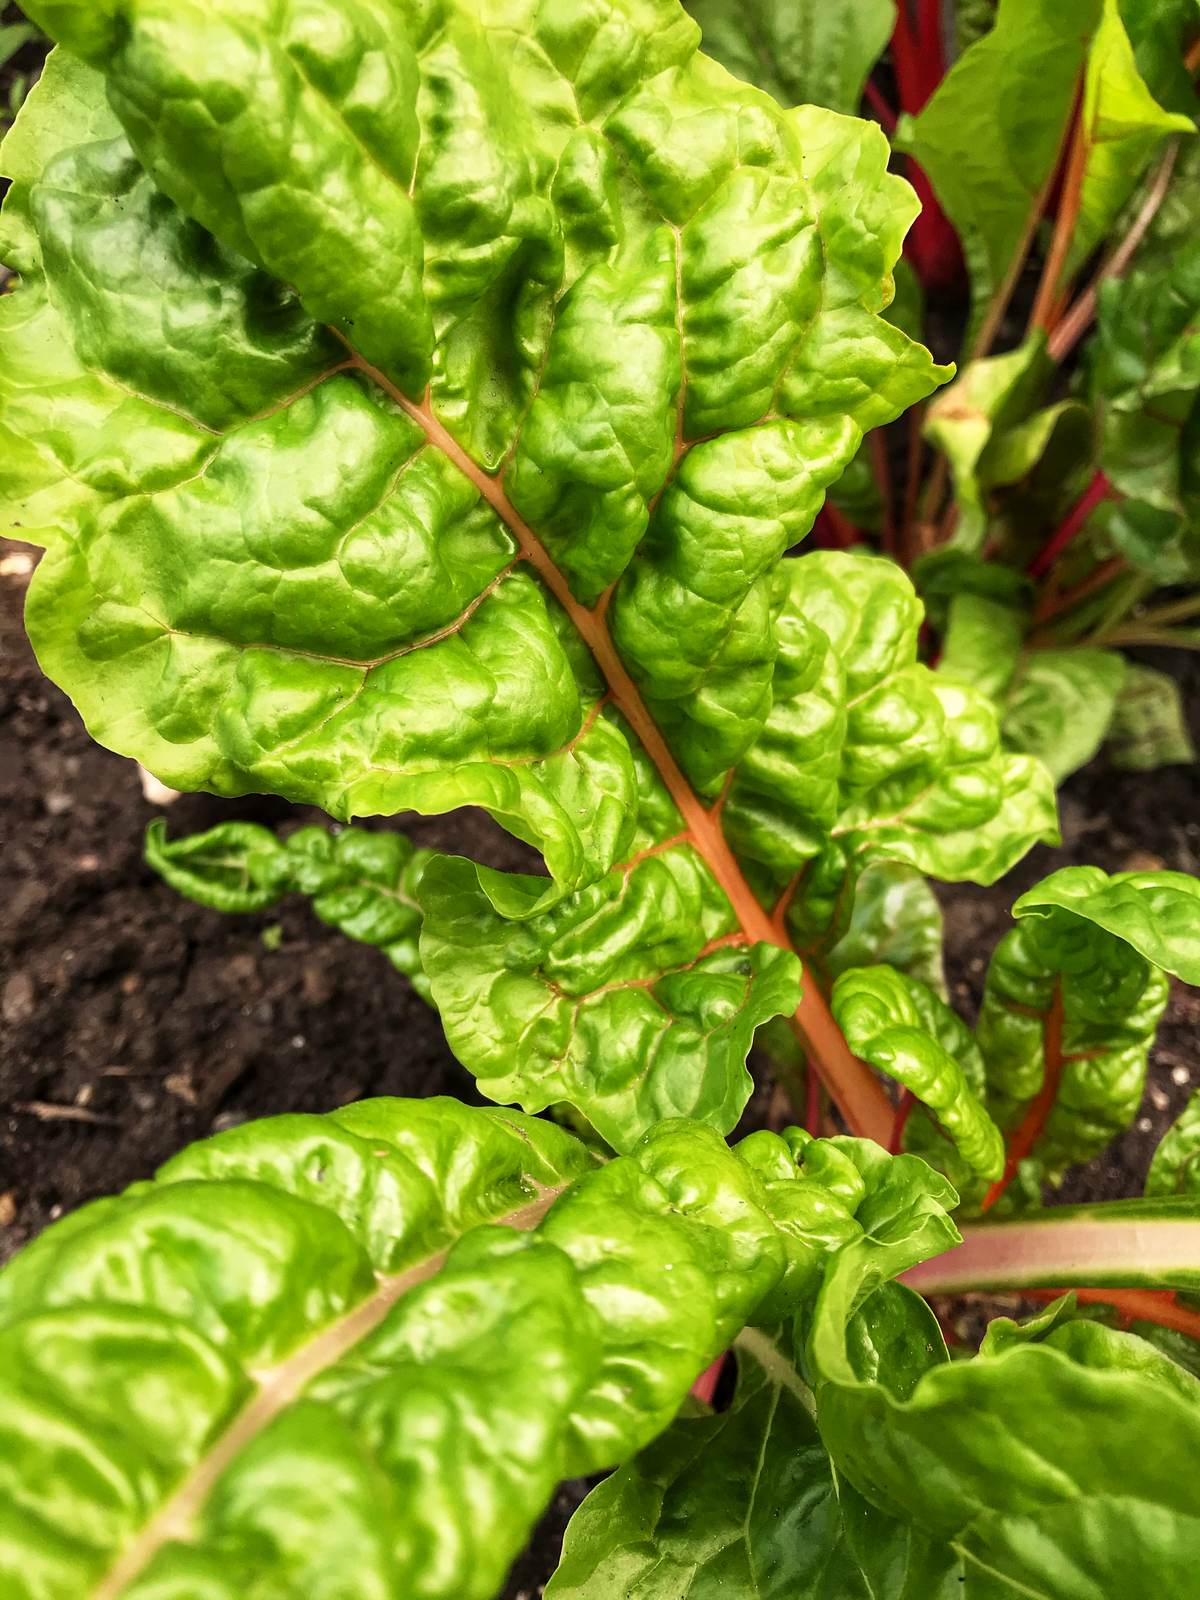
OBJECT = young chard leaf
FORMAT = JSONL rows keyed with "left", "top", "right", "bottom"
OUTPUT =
{"left": 545, "top": 1322, "right": 963, "bottom": 1598}
{"left": 1148, "top": 1091, "right": 1200, "bottom": 1197}
{"left": 978, "top": 866, "right": 1200, "bottom": 1198}
{"left": 146, "top": 818, "right": 432, "bottom": 997}
{"left": 810, "top": 1229, "right": 1200, "bottom": 1599}
{"left": 0, "top": 1099, "right": 953, "bottom": 1600}
{"left": 684, "top": 0, "right": 896, "bottom": 118}
{"left": 832, "top": 964, "right": 1004, "bottom": 1182}
{"left": 1106, "top": 663, "right": 1197, "bottom": 771}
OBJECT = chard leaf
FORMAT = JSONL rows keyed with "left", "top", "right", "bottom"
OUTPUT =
{"left": 819, "top": 859, "right": 947, "bottom": 999}
{"left": 145, "top": 818, "right": 432, "bottom": 997}
{"left": 685, "top": 0, "right": 896, "bottom": 117}
{"left": 722, "top": 551, "right": 1059, "bottom": 942}
{"left": 978, "top": 867, "right": 1200, "bottom": 1187}
{"left": 1001, "top": 648, "right": 1128, "bottom": 784}
{"left": 906, "top": 0, "right": 1101, "bottom": 336}
{"left": 1094, "top": 235, "right": 1200, "bottom": 577}
{"left": 1068, "top": 0, "right": 1195, "bottom": 280}
{"left": 545, "top": 1322, "right": 962, "bottom": 1598}
{"left": 1106, "top": 662, "right": 1197, "bottom": 771}
{"left": 1148, "top": 1092, "right": 1200, "bottom": 1195}
{"left": 0, "top": 1100, "right": 953, "bottom": 1600}
{"left": 832, "top": 965, "right": 1005, "bottom": 1182}
{"left": 419, "top": 849, "right": 802, "bottom": 1153}
{"left": 4, "top": 29, "right": 945, "bottom": 872}
{"left": 937, "top": 592, "right": 1024, "bottom": 702}
{"left": 810, "top": 1234, "right": 1200, "bottom": 1599}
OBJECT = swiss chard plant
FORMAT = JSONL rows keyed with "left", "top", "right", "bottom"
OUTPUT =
{"left": 3, "top": 1, "right": 1200, "bottom": 1596}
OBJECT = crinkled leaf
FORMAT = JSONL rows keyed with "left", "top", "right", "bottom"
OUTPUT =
{"left": 832, "top": 965, "right": 1004, "bottom": 1181}
{"left": 1001, "top": 648, "right": 1127, "bottom": 784}
{"left": 976, "top": 867, "right": 1199, "bottom": 1185}
{"left": 1106, "top": 662, "right": 1196, "bottom": 771}
{"left": 0, "top": 1100, "right": 923, "bottom": 1600}
{"left": 145, "top": 818, "right": 432, "bottom": 998}
{"left": 1094, "top": 235, "right": 1200, "bottom": 577}
{"left": 1148, "top": 1090, "right": 1200, "bottom": 1197}
{"left": 685, "top": 0, "right": 896, "bottom": 117}
{"left": 419, "top": 849, "right": 801, "bottom": 1153}
{"left": 4, "top": 26, "right": 945, "bottom": 869}
{"left": 819, "top": 859, "right": 947, "bottom": 999}
{"left": 722, "top": 552, "right": 1059, "bottom": 944}
{"left": 810, "top": 1235, "right": 1200, "bottom": 1599}
{"left": 906, "top": 0, "right": 1101, "bottom": 337}
{"left": 545, "top": 1322, "right": 961, "bottom": 1599}
{"left": 1014, "top": 864, "right": 1200, "bottom": 984}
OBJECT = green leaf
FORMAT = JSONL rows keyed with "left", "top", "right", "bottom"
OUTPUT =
{"left": 923, "top": 337, "right": 1052, "bottom": 553}
{"left": 832, "top": 965, "right": 1005, "bottom": 1181}
{"left": 1013, "top": 865, "right": 1200, "bottom": 984}
{"left": 1001, "top": 648, "right": 1128, "bottom": 784}
{"left": 545, "top": 1322, "right": 962, "bottom": 1598}
{"left": 810, "top": 1236, "right": 1200, "bottom": 1599}
{"left": 937, "top": 592, "right": 1024, "bottom": 702}
{"left": 1106, "top": 663, "right": 1197, "bottom": 771}
{"left": 820, "top": 859, "right": 947, "bottom": 998}
{"left": 2, "top": 21, "right": 947, "bottom": 887}
{"left": 976, "top": 867, "right": 1200, "bottom": 1184}
{"left": 722, "top": 551, "right": 1060, "bottom": 941}
{"left": 419, "top": 850, "right": 801, "bottom": 1154}
{"left": 1067, "top": 0, "right": 1195, "bottom": 280}
{"left": 146, "top": 818, "right": 433, "bottom": 998}
{"left": 906, "top": 0, "right": 1102, "bottom": 336}
{"left": 1148, "top": 1090, "right": 1200, "bottom": 1196}
{"left": 684, "top": 0, "right": 896, "bottom": 117}
{"left": 1094, "top": 235, "right": 1200, "bottom": 578}
{"left": 0, "top": 1099, "right": 951, "bottom": 1600}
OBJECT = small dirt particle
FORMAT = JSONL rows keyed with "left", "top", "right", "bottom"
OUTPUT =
{"left": 2, "top": 971, "right": 35, "bottom": 1024}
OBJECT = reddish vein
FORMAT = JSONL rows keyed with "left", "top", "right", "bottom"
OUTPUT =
{"left": 1027, "top": 1287, "right": 1200, "bottom": 1342}
{"left": 342, "top": 348, "right": 895, "bottom": 1147}
{"left": 1027, "top": 470, "right": 1114, "bottom": 581}
{"left": 982, "top": 984, "right": 1064, "bottom": 1212}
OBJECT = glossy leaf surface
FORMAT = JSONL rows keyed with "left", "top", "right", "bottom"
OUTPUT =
{"left": 1001, "top": 648, "right": 1127, "bottom": 785}
{"left": 978, "top": 867, "right": 1200, "bottom": 1184}
{"left": 832, "top": 965, "right": 1004, "bottom": 1181}
{"left": 0, "top": 1100, "right": 938, "bottom": 1600}
{"left": 145, "top": 818, "right": 432, "bottom": 996}
{"left": 546, "top": 1323, "right": 961, "bottom": 1599}
{"left": 811, "top": 1228, "right": 1200, "bottom": 1599}
{"left": 1148, "top": 1091, "right": 1200, "bottom": 1196}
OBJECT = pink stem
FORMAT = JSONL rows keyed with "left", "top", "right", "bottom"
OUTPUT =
{"left": 1026, "top": 471, "right": 1114, "bottom": 581}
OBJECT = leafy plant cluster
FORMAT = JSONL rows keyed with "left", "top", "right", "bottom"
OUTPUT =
{"left": 2, "top": 0, "right": 1200, "bottom": 1595}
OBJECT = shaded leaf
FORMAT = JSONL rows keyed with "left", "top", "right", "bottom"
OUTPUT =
{"left": 1001, "top": 648, "right": 1127, "bottom": 783}
{"left": 146, "top": 818, "right": 432, "bottom": 998}
{"left": 1106, "top": 663, "right": 1196, "bottom": 771}
{"left": 1147, "top": 1090, "right": 1200, "bottom": 1196}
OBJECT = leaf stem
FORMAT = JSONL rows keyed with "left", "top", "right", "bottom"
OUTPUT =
{"left": 1027, "top": 470, "right": 1113, "bottom": 581}
{"left": 1047, "top": 138, "right": 1181, "bottom": 365}
{"left": 863, "top": 77, "right": 898, "bottom": 134}
{"left": 1029, "top": 557, "right": 1127, "bottom": 636}
{"left": 981, "top": 983, "right": 1063, "bottom": 1212}
{"left": 1027, "top": 1287, "right": 1200, "bottom": 1341}
{"left": 338, "top": 342, "right": 895, "bottom": 1146}
{"left": 1028, "top": 87, "right": 1090, "bottom": 338}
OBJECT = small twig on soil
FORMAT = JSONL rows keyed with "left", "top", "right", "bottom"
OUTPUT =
{"left": 12, "top": 1100, "right": 121, "bottom": 1127}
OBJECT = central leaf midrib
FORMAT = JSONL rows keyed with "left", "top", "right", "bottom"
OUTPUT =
{"left": 334, "top": 341, "right": 895, "bottom": 1147}
{"left": 91, "top": 1185, "right": 562, "bottom": 1600}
